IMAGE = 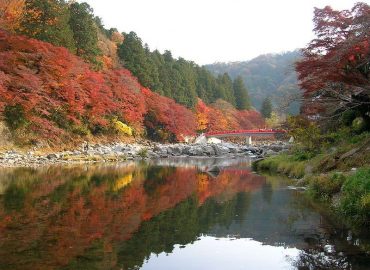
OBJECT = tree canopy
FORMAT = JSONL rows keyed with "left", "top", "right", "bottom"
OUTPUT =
{"left": 260, "top": 97, "right": 273, "bottom": 118}
{"left": 18, "top": 0, "right": 76, "bottom": 52}
{"left": 117, "top": 32, "right": 250, "bottom": 109}
{"left": 296, "top": 2, "right": 370, "bottom": 123}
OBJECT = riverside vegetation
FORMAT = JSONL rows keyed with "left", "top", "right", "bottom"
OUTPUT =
{"left": 255, "top": 3, "right": 370, "bottom": 231}
{"left": 254, "top": 125, "right": 370, "bottom": 230}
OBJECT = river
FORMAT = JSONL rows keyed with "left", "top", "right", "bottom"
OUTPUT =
{"left": 0, "top": 158, "right": 369, "bottom": 269}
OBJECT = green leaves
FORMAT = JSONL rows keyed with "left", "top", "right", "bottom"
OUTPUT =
{"left": 260, "top": 97, "right": 272, "bottom": 118}
{"left": 69, "top": 2, "right": 101, "bottom": 68}
{"left": 18, "top": 0, "right": 76, "bottom": 53}
{"left": 233, "top": 76, "right": 251, "bottom": 110}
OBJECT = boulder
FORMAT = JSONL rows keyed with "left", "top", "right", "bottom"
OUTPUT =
{"left": 202, "top": 145, "right": 215, "bottom": 156}
{"left": 212, "top": 144, "right": 230, "bottom": 156}
{"left": 188, "top": 146, "right": 204, "bottom": 156}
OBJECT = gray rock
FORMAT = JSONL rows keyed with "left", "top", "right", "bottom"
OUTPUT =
{"left": 187, "top": 146, "right": 204, "bottom": 156}
{"left": 212, "top": 144, "right": 230, "bottom": 156}
{"left": 47, "top": 153, "right": 58, "bottom": 159}
{"left": 169, "top": 146, "right": 182, "bottom": 156}
{"left": 202, "top": 145, "right": 215, "bottom": 156}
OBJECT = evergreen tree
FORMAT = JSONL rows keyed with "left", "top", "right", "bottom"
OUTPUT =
{"left": 68, "top": 2, "right": 101, "bottom": 68}
{"left": 233, "top": 76, "right": 251, "bottom": 110}
{"left": 216, "top": 73, "right": 236, "bottom": 105}
{"left": 261, "top": 97, "right": 273, "bottom": 118}
{"left": 118, "top": 32, "right": 159, "bottom": 90}
{"left": 117, "top": 31, "right": 243, "bottom": 110}
{"left": 17, "top": 0, "right": 76, "bottom": 52}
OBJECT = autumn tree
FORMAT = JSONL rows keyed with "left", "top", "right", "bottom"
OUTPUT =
{"left": 296, "top": 2, "right": 370, "bottom": 122}
{"left": 17, "top": 0, "right": 76, "bottom": 52}
{"left": 195, "top": 99, "right": 209, "bottom": 132}
{"left": 0, "top": 0, "right": 24, "bottom": 31}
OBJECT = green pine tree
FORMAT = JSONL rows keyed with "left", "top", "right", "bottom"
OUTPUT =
{"left": 68, "top": 2, "right": 101, "bottom": 68}
{"left": 118, "top": 32, "right": 159, "bottom": 90}
{"left": 261, "top": 97, "right": 273, "bottom": 118}
{"left": 233, "top": 76, "right": 251, "bottom": 110}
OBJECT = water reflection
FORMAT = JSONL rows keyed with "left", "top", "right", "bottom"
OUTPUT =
{"left": 0, "top": 159, "right": 368, "bottom": 270}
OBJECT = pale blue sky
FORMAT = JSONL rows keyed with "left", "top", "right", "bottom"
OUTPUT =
{"left": 83, "top": 0, "right": 361, "bottom": 65}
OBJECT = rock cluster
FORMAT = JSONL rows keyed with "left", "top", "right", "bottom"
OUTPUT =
{"left": 0, "top": 141, "right": 289, "bottom": 167}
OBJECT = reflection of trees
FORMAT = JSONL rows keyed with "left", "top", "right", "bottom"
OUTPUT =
{"left": 0, "top": 164, "right": 263, "bottom": 270}
{"left": 117, "top": 193, "right": 251, "bottom": 270}
{"left": 3, "top": 183, "right": 26, "bottom": 211}
{"left": 261, "top": 182, "right": 273, "bottom": 204}
{"left": 292, "top": 248, "right": 350, "bottom": 270}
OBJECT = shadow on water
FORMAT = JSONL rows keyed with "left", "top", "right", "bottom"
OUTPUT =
{"left": 0, "top": 158, "right": 368, "bottom": 270}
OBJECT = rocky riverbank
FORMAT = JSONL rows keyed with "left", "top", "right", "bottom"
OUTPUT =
{"left": 0, "top": 141, "right": 290, "bottom": 167}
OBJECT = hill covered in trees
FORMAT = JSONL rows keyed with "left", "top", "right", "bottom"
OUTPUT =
{"left": 117, "top": 32, "right": 251, "bottom": 110}
{"left": 205, "top": 51, "right": 302, "bottom": 115}
{"left": 0, "top": 0, "right": 264, "bottom": 146}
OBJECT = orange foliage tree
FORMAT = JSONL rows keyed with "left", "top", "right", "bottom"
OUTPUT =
{"left": 0, "top": 30, "right": 147, "bottom": 142}
{"left": 195, "top": 99, "right": 265, "bottom": 133}
{"left": 142, "top": 88, "right": 196, "bottom": 142}
{"left": 0, "top": 0, "right": 24, "bottom": 31}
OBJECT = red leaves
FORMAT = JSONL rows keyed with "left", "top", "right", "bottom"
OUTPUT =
{"left": 0, "top": 30, "right": 149, "bottom": 141}
{"left": 296, "top": 3, "right": 370, "bottom": 117}
{"left": 0, "top": 30, "right": 264, "bottom": 142}
{"left": 142, "top": 88, "right": 196, "bottom": 141}
{"left": 195, "top": 99, "right": 265, "bottom": 133}
{"left": 296, "top": 3, "right": 370, "bottom": 94}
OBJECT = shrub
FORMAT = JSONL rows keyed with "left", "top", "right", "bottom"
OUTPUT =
{"left": 254, "top": 154, "right": 305, "bottom": 178}
{"left": 137, "top": 148, "right": 148, "bottom": 158}
{"left": 287, "top": 116, "right": 322, "bottom": 152}
{"left": 293, "top": 150, "right": 316, "bottom": 161}
{"left": 72, "top": 125, "right": 90, "bottom": 136}
{"left": 352, "top": 117, "right": 366, "bottom": 133}
{"left": 4, "top": 104, "right": 28, "bottom": 131}
{"left": 308, "top": 173, "right": 346, "bottom": 200}
{"left": 339, "top": 167, "right": 370, "bottom": 226}
{"left": 341, "top": 110, "right": 357, "bottom": 126}
{"left": 112, "top": 118, "right": 133, "bottom": 136}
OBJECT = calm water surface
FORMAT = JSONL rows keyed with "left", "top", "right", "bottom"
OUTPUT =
{"left": 0, "top": 158, "right": 369, "bottom": 270}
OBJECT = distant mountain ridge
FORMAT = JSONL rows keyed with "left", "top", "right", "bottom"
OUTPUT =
{"left": 204, "top": 51, "right": 302, "bottom": 115}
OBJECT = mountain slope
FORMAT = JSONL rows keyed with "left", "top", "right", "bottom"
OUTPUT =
{"left": 0, "top": 30, "right": 264, "bottom": 145}
{"left": 205, "top": 51, "right": 302, "bottom": 115}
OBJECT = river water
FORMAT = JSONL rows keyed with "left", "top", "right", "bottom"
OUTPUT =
{"left": 0, "top": 158, "right": 369, "bottom": 270}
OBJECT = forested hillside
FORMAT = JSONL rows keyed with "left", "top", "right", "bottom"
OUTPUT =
{"left": 205, "top": 51, "right": 302, "bottom": 115}
{"left": 0, "top": 0, "right": 264, "bottom": 146}
{"left": 117, "top": 32, "right": 251, "bottom": 110}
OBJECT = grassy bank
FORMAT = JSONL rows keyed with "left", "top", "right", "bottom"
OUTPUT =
{"left": 254, "top": 130, "right": 370, "bottom": 230}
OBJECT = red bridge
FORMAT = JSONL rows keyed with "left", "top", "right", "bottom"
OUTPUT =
{"left": 205, "top": 129, "right": 287, "bottom": 138}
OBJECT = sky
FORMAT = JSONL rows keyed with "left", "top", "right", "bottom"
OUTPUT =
{"left": 83, "top": 0, "right": 362, "bottom": 65}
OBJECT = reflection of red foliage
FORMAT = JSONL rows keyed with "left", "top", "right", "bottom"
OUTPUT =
{"left": 0, "top": 165, "right": 266, "bottom": 269}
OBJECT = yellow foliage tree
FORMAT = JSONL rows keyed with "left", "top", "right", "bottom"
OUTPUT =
{"left": 266, "top": 112, "right": 281, "bottom": 128}
{"left": 112, "top": 118, "right": 133, "bottom": 136}
{"left": 0, "top": 0, "right": 24, "bottom": 31}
